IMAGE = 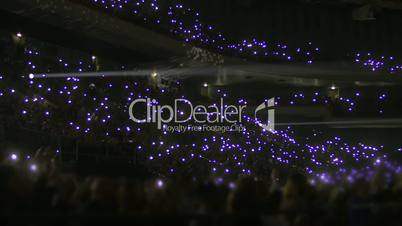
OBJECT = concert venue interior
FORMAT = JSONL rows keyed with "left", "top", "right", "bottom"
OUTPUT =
{"left": 1, "top": 0, "right": 402, "bottom": 225}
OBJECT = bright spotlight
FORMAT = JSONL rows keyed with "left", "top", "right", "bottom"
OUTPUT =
{"left": 28, "top": 73, "right": 34, "bottom": 79}
{"left": 156, "top": 179, "right": 164, "bottom": 188}
{"left": 151, "top": 72, "right": 158, "bottom": 77}
{"left": 10, "top": 153, "right": 18, "bottom": 161}
{"left": 330, "top": 85, "right": 336, "bottom": 90}
{"left": 91, "top": 55, "right": 96, "bottom": 60}
{"left": 203, "top": 83, "right": 208, "bottom": 88}
{"left": 29, "top": 163, "right": 38, "bottom": 172}
{"left": 16, "top": 32, "right": 22, "bottom": 38}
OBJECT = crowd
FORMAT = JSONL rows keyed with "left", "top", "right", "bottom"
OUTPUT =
{"left": 84, "top": 0, "right": 402, "bottom": 74}
{"left": 1, "top": 28, "right": 401, "bottom": 181}
{"left": 0, "top": 28, "right": 402, "bottom": 225}
{"left": 1, "top": 150, "right": 402, "bottom": 226}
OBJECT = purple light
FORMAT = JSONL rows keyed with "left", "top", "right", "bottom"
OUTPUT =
{"left": 156, "top": 179, "right": 164, "bottom": 188}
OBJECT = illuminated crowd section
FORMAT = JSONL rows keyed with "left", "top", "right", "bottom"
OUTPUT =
{"left": 0, "top": 30, "right": 401, "bottom": 186}
{"left": 82, "top": 0, "right": 402, "bottom": 74}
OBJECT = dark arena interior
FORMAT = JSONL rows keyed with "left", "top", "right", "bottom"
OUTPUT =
{"left": 1, "top": 0, "right": 402, "bottom": 225}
